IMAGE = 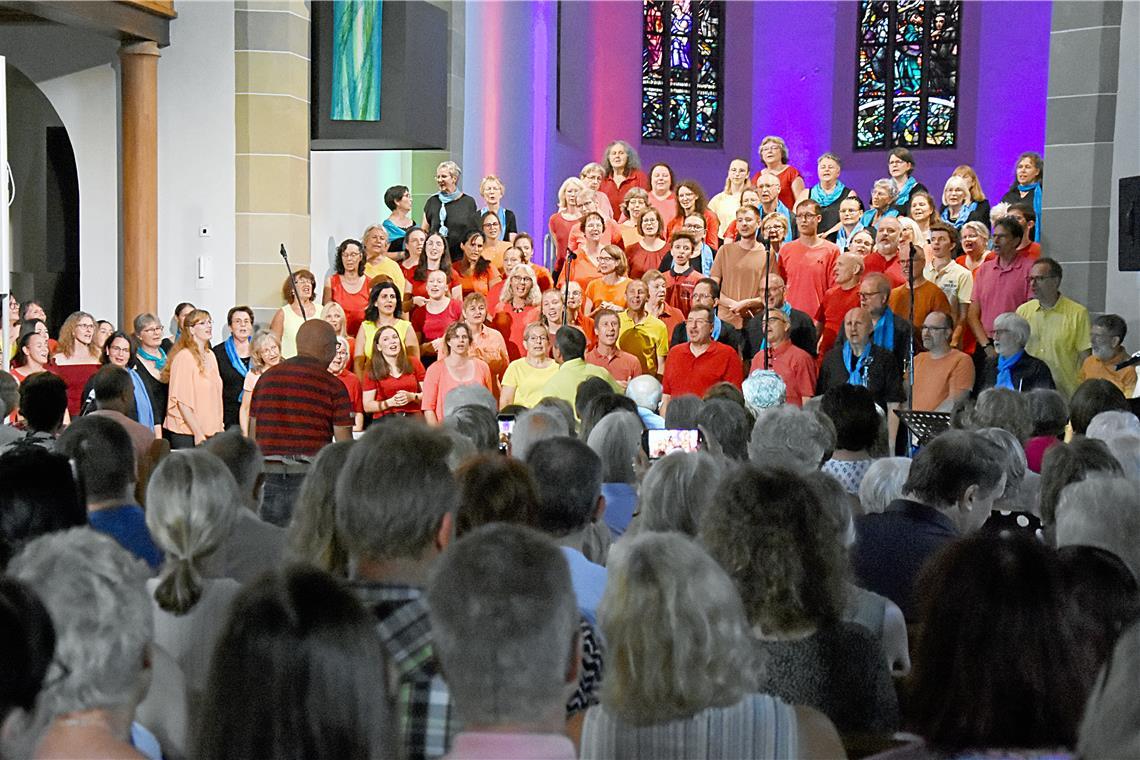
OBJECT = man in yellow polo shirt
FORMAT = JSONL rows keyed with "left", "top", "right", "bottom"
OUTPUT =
{"left": 540, "top": 326, "right": 620, "bottom": 410}
{"left": 1015, "top": 258, "right": 1090, "bottom": 398}
{"left": 617, "top": 279, "right": 669, "bottom": 379}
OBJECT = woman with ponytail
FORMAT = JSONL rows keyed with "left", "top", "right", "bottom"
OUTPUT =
{"left": 145, "top": 450, "right": 240, "bottom": 709}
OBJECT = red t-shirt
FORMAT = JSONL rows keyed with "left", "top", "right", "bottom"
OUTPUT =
{"left": 625, "top": 242, "right": 669, "bottom": 279}
{"left": 752, "top": 165, "right": 802, "bottom": 211}
{"left": 328, "top": 275, "right": 371, "bottom": 337}
{"left": 663, "top": 268, "right": 704, "bottom": 316}
{"left": 662, "top": 341, "right": 744, "bottom": 397}
{"left": 750, "top": 340, "right": 818, "bottom": 407}
{"left": 1019, "top": 241, "right": 1042, "bottom": 260}
{"left": 778, "top": 240, "right": 840, "bottom": 318}
{"left": 249, "top": 356, "right": 354, "bottom": 457}
{"left": 412, "top": 299, "right": 463, "bottom": 342}
{"left": 665, "top": 208, "right": 720, "bottom": 248}
{"left": 336, "top": 368, "right": 364, "bottom": 414}
{"left": 598, "top": 169, "right": 649, "bottom": 217}
{"left": 863, "top": 251, "right": 906, "bottom": 288}
{"left": 584, "top": 347, "right": 643, "bottom": 383}
{"left": 409, "top": 268, "right": 460, "bottom": 302}
{"left": 815, "top": 283, "right": 862, "bottom": 356}
{"left": 548, "top": 213, "right": 581, "bottom": 272}
{"left": 362, "top": 358, "right": 427, "bottom": 418}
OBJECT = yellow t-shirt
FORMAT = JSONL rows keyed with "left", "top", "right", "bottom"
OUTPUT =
{"left": 359, "top": 319, "right": 412, "bottom": 359}
{"left": 501, "top": 358, "right": 560, "bottom": 408}
{"left": 364, "top": 256, "right": 408, "bottom": 294}
{"left": 617, "top": 311, "right": 669, "bottom": 376}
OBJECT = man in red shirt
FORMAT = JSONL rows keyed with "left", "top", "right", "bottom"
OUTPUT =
{"left": 585, "top": 309, "right": 643, "bottom": 388}
{"left": 862, "top": 216, "right": 906, "bottom": 287}
{"left": 749, "top": 309, "right": 817, "bottom": 407}
{"left": 1007, "top": 203, "right": 1042, "bottom": 260}
{"left": 815, "top": 253, "right": 864, "bottom": 355}
{"left": 660, "top": 306, "right": 744, "bottom": 414}
{"left": 663, "top": 231, "right": 703, "bottom": 316}
{"left": 778, "top": 199, "right": 840, "bottom": 318}
{"left": 250, "top": 320, "right": 354, "bottom": 526}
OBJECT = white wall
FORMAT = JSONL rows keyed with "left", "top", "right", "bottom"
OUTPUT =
{"left": 157, "top": 0, "right": 236, "bottom": 341}
{"left": 38, "top": 64, "right": 119, "bottom": 321}
{"left": 1105, "top": 0, "right": 1140, "bottom": 349}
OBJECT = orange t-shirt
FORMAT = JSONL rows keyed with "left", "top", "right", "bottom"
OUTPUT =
{"left": 584, "top": 277, "right": 631, "bottom": 311}
{"left": 888, "top": 279, "right": 953, "bottom": 332}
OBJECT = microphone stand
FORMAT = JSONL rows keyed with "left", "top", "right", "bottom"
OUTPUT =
{"left": 562, "top": 250, "right": 576, "bottom": 326}
{"left": 763, "top": 239, "right": 772, "bottom": 371}
{"left": 280, "top": 244, "right": 309, "bottom": 322}
{"left": 905, "top": 243, "right": 916, "bottom": 454}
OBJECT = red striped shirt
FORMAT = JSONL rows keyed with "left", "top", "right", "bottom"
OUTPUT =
{"left": 249, "top": 356, "right": 353, "bottom": 457}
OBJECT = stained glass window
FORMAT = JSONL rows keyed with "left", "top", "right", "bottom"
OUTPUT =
{"left": 642, "top": 0, "right": 723, "bottom": 145}
{"left": 855, "top": 0, "right": 960, "bottom": 150}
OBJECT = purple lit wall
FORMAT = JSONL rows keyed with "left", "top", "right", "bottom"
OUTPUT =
{"left": 461, "top": 1, "right": 1051, "bottom": 246}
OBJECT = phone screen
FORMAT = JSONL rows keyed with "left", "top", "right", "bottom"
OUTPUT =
{"left": 497, "top": 416, "right": 516, "bottom": 450}
{"left": 644, "top": 429, "right": 701, "bottom": 460}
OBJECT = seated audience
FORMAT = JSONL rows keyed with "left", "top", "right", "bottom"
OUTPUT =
{"left": 580, "top": 531, "right": 844, "bottom": 759}
{"left": 889, "top": 533, "right": 1096, "bottom": 759}
{"left": 586, "top": 411, "right": 643, "bottom": 537}
{"left": 625, "top": 373, "right": 664, "bottom": 429}
{"left": 628, "top": 451, "right": 722, "bottom": 537}
{"left": 966, "top": 386, "right": 1034, "bottom": 442}
{"left": 701, "top": 465, "right": 898, "bottom": 733}
{"left": 195, "top": 565, "right": 391, "bottom": 760}
{"left": 0, "top": 447, "right": 86, "bottom": 569}
{"left": 1039, "top": 437, "right": 1125, "bottom": 531}
{"left": 819, "top": 384, "right": 881, "bottom": 493}
{"left": 741, "top": 369, "right": 788, "bottom": 414}
{"left": 852, "top": 430, "right": 1005, "bottom": 620}
{"left": 510, "top": 407, "right": 571, "bottom": 460}
{"left": 285, "top": 440, "right": 354, "bottom": 577}
{"left": 978, "top": 311, "right": 1056, "bottom": 393}
{"left": 697, "top": 395, "right": 752, "bottom": 461}
{"left": 4, "top": 372, "right": 68, "bottom": 453}
{"left": 1086, "top": 409, "right": 1140, "bottom": 442}
{"left": 1078, "top": 619, "right": 1140, "bottom": 758}
{"left": 858, "top": 457, "right": 912, "bottom": 516}
{"left": 975, "top": 426, "right": 1040, "bottom": 532}
{"left": 1069, "top": 378, "right": 1129, "bottom": 436}
{"left": 1024, "top": 388, "right": 1069, "bottom": 472}
{"left": 0, "top": 576, "right": 55, "bottom": 739}
{"left": 747, "top": 404, "right": 830, "bottom": 474}
{"left": 446, "top": 404, "right": 499, "bottom": 452}
{"left": 428, "top": 524, "right": 580, "bottom": 760}
{"left": 89, "top": 366, "right": 159, "bottom": 470}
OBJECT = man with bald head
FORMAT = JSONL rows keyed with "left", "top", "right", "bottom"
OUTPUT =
{"left": 250, "top": 318, "right": 354, "bottom": 525}
{"left": 815, "top": 252, "right": 864, "bottom": 355}
{"left": 817, "top": 306, "right": 904, "bottom": 411}
{"left": 862, "top": 216, "right": 906, "bottom": 287}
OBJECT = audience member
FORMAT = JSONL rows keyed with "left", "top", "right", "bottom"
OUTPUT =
{"left": 695, "top": 396, "right": 750, "bottom": 461}
{"left": 741, "top": 369, "right": 787, "bottom": 414}
{"left": 285, "top": 439, "right": 354, "bottom": 577}
{"left": 4, "top": 372, "right": 68, "bottom": 452}
{"left": 968, "top": 386, "right": 1034, "bottom": 442}
{"left": 1039, "top": 437, "right": 1124, "bottom": 530}
{"left": 747, "top": 404, "right": 829, "bottom": 474}
{"left": 858, "top": 457, "right": 911, "bottom": 516}
{"left": 1078, "top": 619, "right": 1140, "bottom": 758}
{"left": 974, "top": 426, "right": 1039, "bottom": 531}
{"left": 625, "top": 374, "right": 664, "bottom": 429}
{"left": 1086, "top": 409, "right": 1140, "bottom": 442}
{"left": 819, "top": 384, "right": 881, "bottom": 493}
{"left": 0, "top": 576, "right": 55, "bottom": 737}
{"left": 0, "top": 447, "right": 85, "bottom": 569}
{"left": 446, "top": 404, "right": 499, "bottom": 452}
{"left": 1069, "top": 378, "right": 1130, "bottom": 436}
{"left": 629, "top": 451, "right": 721, "bottom": 537}
{"left": 1024, "top": 388, "right": 1069, "bottom": 472}
{"left": 89, "top": 366, "right": 158, "bottom": 468}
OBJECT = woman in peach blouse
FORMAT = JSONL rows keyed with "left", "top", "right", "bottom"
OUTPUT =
{"left": 163, "top": 309, "right": 224, "bottom": 449}
{"left": 421, "top": 321, "right": 493, "bottom": 424}
{"left": 463, "top": 292, "right": 510, "bottom": 393}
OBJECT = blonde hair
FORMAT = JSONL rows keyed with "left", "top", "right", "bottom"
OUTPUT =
{"left": 557, "top": 177, "right": 585, "bottom": 212}
{"left": 953, "top": 164, "right": 987, "bottom": 202}
{"left": 602, "top": 244, "right": 628, "bottom": 277}
{"left": 321, "top": 301, "right": 348, "bottom": 337}
{"left": 164, "top": 308, "right": 212, "bottom": 379}
{"left": 250, "top": 330, "right": 281, "bottom": 374}
{"left": 759, "top": 135, "right": 789, "bottom": 164}
{"left": 760, "top": 212, "right": 788, "bottom": 234}
{"left": 479, "top": 174, "right": 504, "bottom": 196}
{"left": 942, "top": 175, "right": 972, "bottom": 208}
{"left": 501, "top": 264, "right": 542, "bottom": 309}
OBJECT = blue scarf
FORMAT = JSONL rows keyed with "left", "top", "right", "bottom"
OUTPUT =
{"left": 836, "top": 224, "right": 862, "bottom": 252}
{"left": 128, "top": 368, "right": 155, "bottom": 429}
{"left": 756, "top": 304, "right": 793, "bottom": 351}
{"left": 810, "top": 181, "right": 847, "bottom": 208}
{"left": 480, "top": 206, "right": 507, "bottom": 240}
{"left": 996, "top": 350, "right": 1024, "bottom": 389}
{"left": 699, "top": 243, "right": 714, "bottom": 275}
{"left": 941, "top": 201, "right": 977, "bottom": 229}
{"left": 382, "top": 219, "right": 408, "bottom": 247}
{"left": 436, "top": 189, "right": 462, "bottom": 237}
{"left": 894, "top": 176, "right": 917, "bottom": 209}
{"left": 1017, "top": 182, "right": 1042, "bottom": 241}
{"left": 843, "top": 342, "right": 872, "bottom": 386}
{"left": 711, "top": 315, "right": 723, "bottom": 341}
{"left": 859, "top": 207, "right": 898, "bottom": 231}
{"left": 224, "top": 336, "right": 251, "bottom": 401}
{"left": 872, "top": 310, "right": 896, "bottom": 351}
{"left": 137, "top": 346, "right": 167, "bottom": 371}
{"left": 776, "top": 201, "right": 793, "bottom": 242}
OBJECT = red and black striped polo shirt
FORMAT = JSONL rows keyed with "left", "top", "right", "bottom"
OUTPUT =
{"left": 249, "top": 356, "right": 353, "bottom": 457}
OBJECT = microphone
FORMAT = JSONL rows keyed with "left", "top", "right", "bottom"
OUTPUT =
{"left": 565, "top": 251, "right": 578, "bottom": 261}
{"left": 1115, "top": 351, "right": 1140, "bottom": 371}
{"left": 280, "top": 244, "right": 288, "bottom": 260}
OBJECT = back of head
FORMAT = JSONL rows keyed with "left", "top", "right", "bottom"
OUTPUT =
{"left": 555, "top": 325, "right": 586, "bottom": 362}
{"left": 55, "top": 415, "right": 136, "bottom": 505}
{"left": 295, "top": 318, "right": 337, "bottom": 364}
{"left": 445, "top": 404, "right": 499, "bottom": 452}
{"left": 532, "top": 397, "right": 577, "bottom": 437}
{"left": 0, "top": 576, "right": 56, "bottom": 722}
{"left": 1105, "top": 435, "right": 1140, "bottom": 482}
{"left": 428, "top": 524, "right": 576, "bottom": 726}
{"left": 145, "top": 451, "right": 241, "bottom": 614}
{"left": 821, "top": 383, "right": 880, "bottom": 452}
{"left": 1078, "top": 619, "right": 1140, "bottom": 759}
{"left": 0, "top": 448, "right": 85, "bottom": 569}
{"left": 580, "top": 393, "right": 639, "bottom": 443}
{"left": 1070, "top": 379, "right": 1128, "bottom": 436}
{"left": 196, "top": 565, "right": 390, "bottom": 760}
{"left": 455, "top": 454, "right": 540, "bottom": 536}
{"left": 741, "top": 370, "right": 787, "bottom": 416}
{"left": 600, "top": 531, "right": 755, "bottom": 725}
{"left": 700, "top": 464, "right": 846, "bottom": 633}
{"left": 698, "top": 397, "right": 752, "bottom": 462}
{"left": 335, "top": 419, "right": 457, "bottom": 562}
{"left": 203, "top": 427, "right": 265, "bottom": 507}
{"left": 1056, "top": 477, "right": 1140, "bottom": 586}
{"left": 586, "top": 411, "right": 643, "bottom": 483}
{"left": 904, "top": 430, "right": 1005, "bottom": 510}
{"left": 511, "top": 408, "right": 570, "bottom": 461}
{"left": 973, "top": 427, "right": 1028, "bottom": 505}
{"left": 91, "top": 365, "right": 133, "bottom": 407}
{"left": 287, "top": 440, "right": 355, "bottom": 576}
{"left": 443, "top": 384, "right": 497, "bottom": 419}
{"left": 971, "top": 387, "right": 1032, "bottom": 441}
{"left": 908, "top": 532, "right": 1096, "bottom": 752}
{"left": 1026, "top": 389, "right": 1069, "bottom": 439}
{"left": 525, "top": 437, "right": 602, "bottom": 537}
{"left": 748, "top": 404, "right": 830, "bottom": 473}
{"left": 625, "top": 374, "right": 662, "bottom": 412}
{"left": 8, "top": 529, "right": 152, "bottom": 718}
{"left": 858, "top": 457, "right": 912, "bottom": 515}
{"left": 1039, "top": 438, "right": 1124, "bottom": 527}
{"left": 18, "top": 372, "right": 67, "bottom": 433}
{"left": 575, "top": 376, "right": 614, "bottom": 422}
{"left": 0, "top": 372, "right": 17, "bottom": 419}
{"left": 635, "top": 451, "right": 722, "bottom": 536}
{"left": 663, "top": 394, "right": 703, "bottom": 428}
{"left": 1086, "top": 410, "right": 1140, "bottom": 443}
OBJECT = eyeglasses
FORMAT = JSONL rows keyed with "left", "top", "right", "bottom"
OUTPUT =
{"left": 1028, "top": 275, "right": 1058, "bottom": 283}
{"left": 794, "top": 213, "right": 819, "bottom": 220}
{"left": 921, "top": 326, "right": 951, "bottom": 332}
{"left": 858, "top": 291, "right": 885, "bottom": 300}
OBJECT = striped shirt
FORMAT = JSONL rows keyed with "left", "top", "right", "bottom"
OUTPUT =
{"left": 249, "top": 356, "right": 353, "bottom": 457}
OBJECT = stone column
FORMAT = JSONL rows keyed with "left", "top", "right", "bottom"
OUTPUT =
{"left": 1043, "top": 1, "right": 1122, "bottom": 310}
{"left": 120, "top": 40, "right": 161, "bottom": 322}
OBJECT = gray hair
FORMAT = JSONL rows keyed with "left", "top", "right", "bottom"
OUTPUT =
{"left": 992, "top": 312, "right": 1031, "bottom": 349}
{"left": 859, "top": 457, "right": 912, "bottom": 514}
{"left": 443, "top": 384, "right": 497, "bottom": 418}
{"left": 437, "top": 160, "right": 461, "bottom": 180}
{"left": 428, "top": 524, "right": 577, "bottom": 726}
{"left": 1087, "top": 411, "right": 1140, "bottom": 443}
{"left": 9, "top": 528, "right": 152, "bottom": 716}
{"left": 203, "top": 427, "right": 265, "bottom": 509}
{"left": 286, "top": 440, "right": 355, "bottom": 576}
{"left": 1078, "top": 620, "right": 1140, "bottom": 758}
{"left": 335, "top": 420, "right": 457, "bottom": 563}
{"left": 1105, "top": 436, "right": 1140, "bottom": 482}
{"left": 533, "top": 396, "right": 577, "bottom": 436}
{"left": 974, "top": 427, "right": 1028, "bottom": 504}
{"left": 600, "top": 532, "right": 757, "bottom": 724}
{"left": 663, "top": 394, "right": 703, "bottom": 429}
{"left": 633, "top": 452, "right": 723, "bottom": 536}
{"left": 511, "top": 408, "right": 570, "bottom": 461}
{"left": 587, "top": 411, "right": 643, "bottom": 484}
{"left": 1056, "top": 478, "right": 1140, "bottom": 585}
{"left": 972, "top": 387, "right": 1033, "bottom": 441}
{"left": 873, "top": 178, "right": 899, "bottom": 202}
{"left": 748, "top": 405, "right": 830, "bottom": 473}
{"left": 446, "top": 404, "right": 499, "bottom": 452}
{"left": 146, "top": 451, "right": 240, "bottom": 614}
{"left": 625, "top": 374, "right": 662, "bottom": 413}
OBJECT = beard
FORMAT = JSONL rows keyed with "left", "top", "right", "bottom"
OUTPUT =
{"left": 1092, "top": 345, "right": 1118, "bottom": 361}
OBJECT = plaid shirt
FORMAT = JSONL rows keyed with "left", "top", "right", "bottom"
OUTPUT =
{"left": 352, "top": 582, "right": 603, "bottom": 760}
